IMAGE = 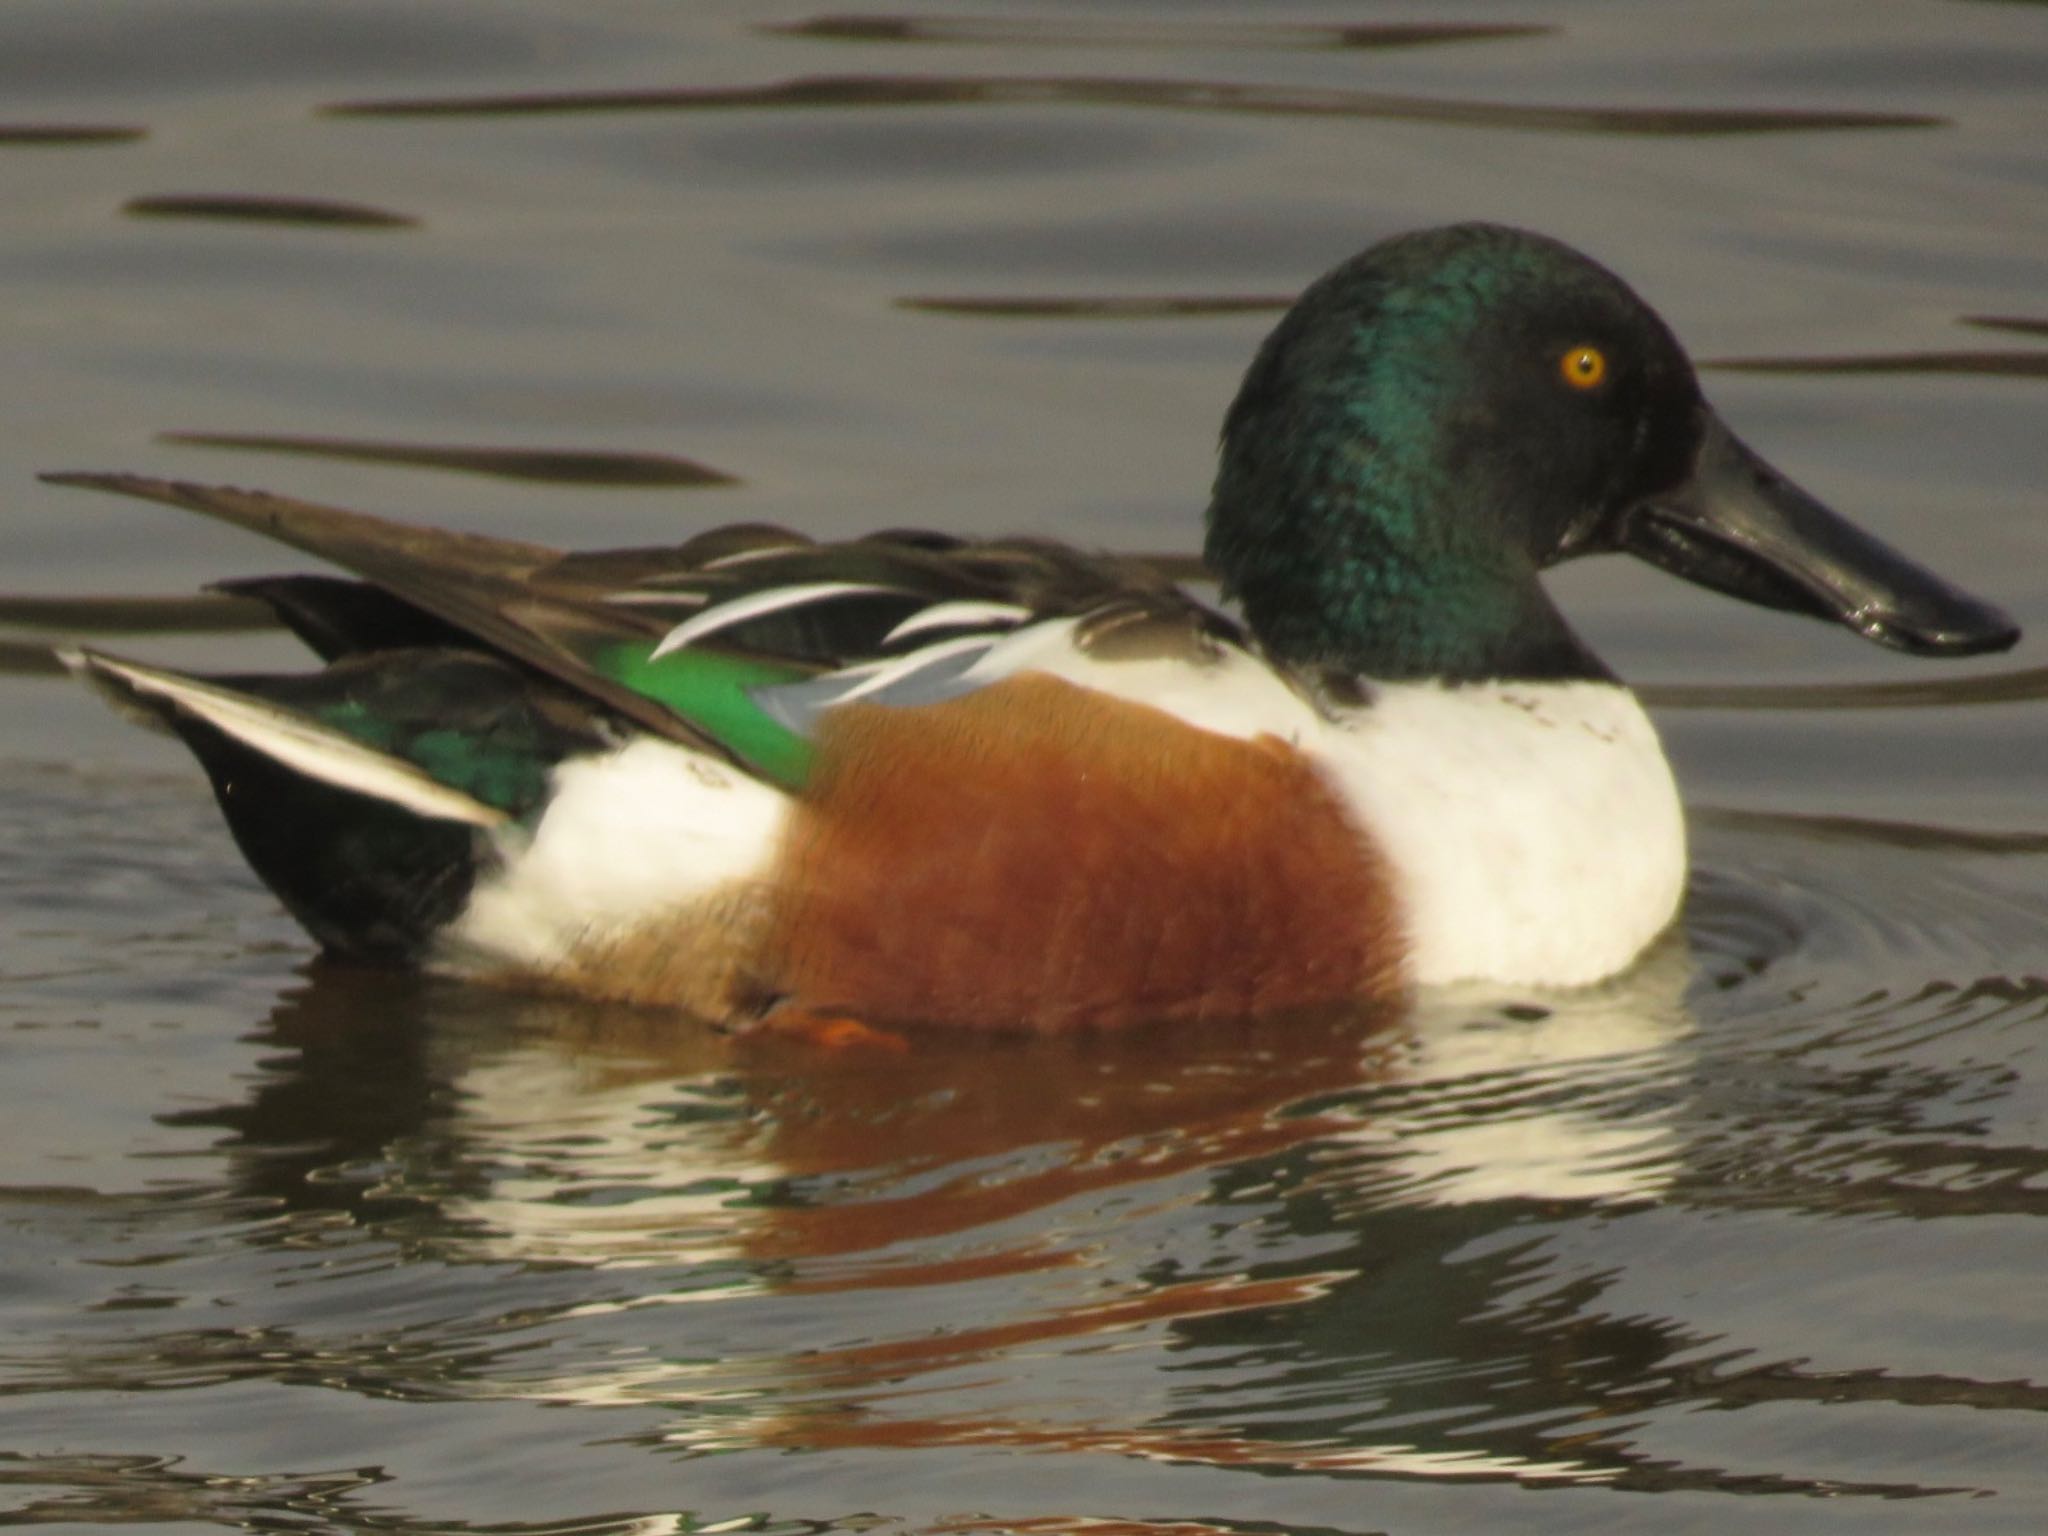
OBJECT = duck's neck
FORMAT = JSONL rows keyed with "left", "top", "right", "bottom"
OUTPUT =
{"left": 1210, "top": 513, "right": 1607, "bottom": 684}
{"left": 1205, "top": 463, "right": 1610, "bottom": 684}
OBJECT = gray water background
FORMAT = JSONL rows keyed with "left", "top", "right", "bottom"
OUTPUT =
{"left": 3, "top": 3, "right": 2048, "bottom": 1532}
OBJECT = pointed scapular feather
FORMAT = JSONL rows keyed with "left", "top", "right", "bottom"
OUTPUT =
{"left": 881, "top": 599, "right": 1031, "bottom": 644}
{"left": 60, "top": 648, "right": 508, "bottom": 828}
{"left": 649, "top": 581, "right": 910, "bottom": 658}
{"left": 599, "top": 588, "right": 711, "bottom": 608}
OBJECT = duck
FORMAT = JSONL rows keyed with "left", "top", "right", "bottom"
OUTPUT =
{"left": 52, "top": 223, "right": 2018, "bottom": 1036}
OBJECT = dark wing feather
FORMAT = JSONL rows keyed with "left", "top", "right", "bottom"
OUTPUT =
{"left": 210, "top": 575, "right": 473, "bottom": 660}
{"left": 42, "top": 472, "right": 1240, "bottom": 731}
{"left": 42, "top": 473, "right": 718, "bottom": 751}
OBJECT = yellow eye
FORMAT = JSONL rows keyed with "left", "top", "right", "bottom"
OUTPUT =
{"left": 1559, "top": 344, "right": 1608, "bottom": 390}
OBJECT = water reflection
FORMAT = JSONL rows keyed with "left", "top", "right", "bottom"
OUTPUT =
{"left": 130, "top": 923, "right": 1697, "bottom": 1480}
{"left": 7, "top": 789, "right": 2043, "bottom": 1506}
{"left": 108, "top": 802, "right": 2044, "bottom": 1492}
{"left": 0, "top": 1453, "right": 386, "bottom": 1532}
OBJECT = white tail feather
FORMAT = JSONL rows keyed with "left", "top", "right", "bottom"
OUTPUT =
{"left": 62, "top": 648, "right": 508, "bottom": 829}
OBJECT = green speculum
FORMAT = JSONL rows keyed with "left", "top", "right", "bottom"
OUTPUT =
{"left": 595, "top": 641, "right": 817, "bottom": 787}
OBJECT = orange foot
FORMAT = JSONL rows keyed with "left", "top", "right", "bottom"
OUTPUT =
{"left": 752, "top": 1005, "right": 911, "bottom": 1054}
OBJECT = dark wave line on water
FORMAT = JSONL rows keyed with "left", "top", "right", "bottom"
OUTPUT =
{"left": 158, "top": 432, "right": 740, "bottom": 488}
{"left": 763, "top": 14, "right": 1553, "bottom": 51}
{"left": 900, "top": 293, "right": 1290, "bottom": 318}
{"left": 1642, "top": 665, "right": 2048, "bottom": 711}
{"left": 0, "top": 124, "right": 147, "bottom": 147}
{"left": 1965, "top": 314, "right": 2048, "bottom": 339}
{"left": 0, "top": 590, "right": 278, "bottom": 675}
{"left": 0, "top": 639, "right": 64, "bottom": 677}
{"left": 123, "top": 195, "right": 418, "bottom": 230}
{"left": 1697, "top": 804, "right": 2048, "bottom": 855}
{"left": 1966, "top": 313, "right": 2048, "bottom": 337}
{"left": 895, "top": 313, "right": 2040, "bottom": 370}
{"left": 900, "top": 302, "right": 2045, "bottom": 350}
{"left": 0, "top": 594, "right": 272, "bottom": 637}
{"left": 1707, "top": 350, "right": 2048, "bottom": 379}
{"left": 323, "top": 74, "right": 1945, "bottom": 137}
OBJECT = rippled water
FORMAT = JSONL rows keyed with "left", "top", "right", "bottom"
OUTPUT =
{"left": 4, "top": 3, "right": 2047, "bottom": 1532}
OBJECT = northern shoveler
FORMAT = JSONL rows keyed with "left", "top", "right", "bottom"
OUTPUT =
{"left": 54, "top": 223, "right": 2018, "bottom": 1034}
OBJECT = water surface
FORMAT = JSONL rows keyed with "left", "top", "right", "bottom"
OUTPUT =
{"left": 3, "top": 3, "right": 2047, "bottom": 1531}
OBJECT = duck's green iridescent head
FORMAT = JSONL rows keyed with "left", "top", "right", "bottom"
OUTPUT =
{"left": 1205, "top": 222, "right": 2016, "bottom": 683}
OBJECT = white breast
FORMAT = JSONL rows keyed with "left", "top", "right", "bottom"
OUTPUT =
{"left": 1309, "top": 681, "right": 1686, "bottom": 988}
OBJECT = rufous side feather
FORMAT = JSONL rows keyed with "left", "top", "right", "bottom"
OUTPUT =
{"left": 760, "top": 673, "right": 1405, "bottom": 1032}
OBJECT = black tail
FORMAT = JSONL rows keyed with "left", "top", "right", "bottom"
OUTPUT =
{"left": 63, "top": 647, "right": 600, "bottom": 962}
